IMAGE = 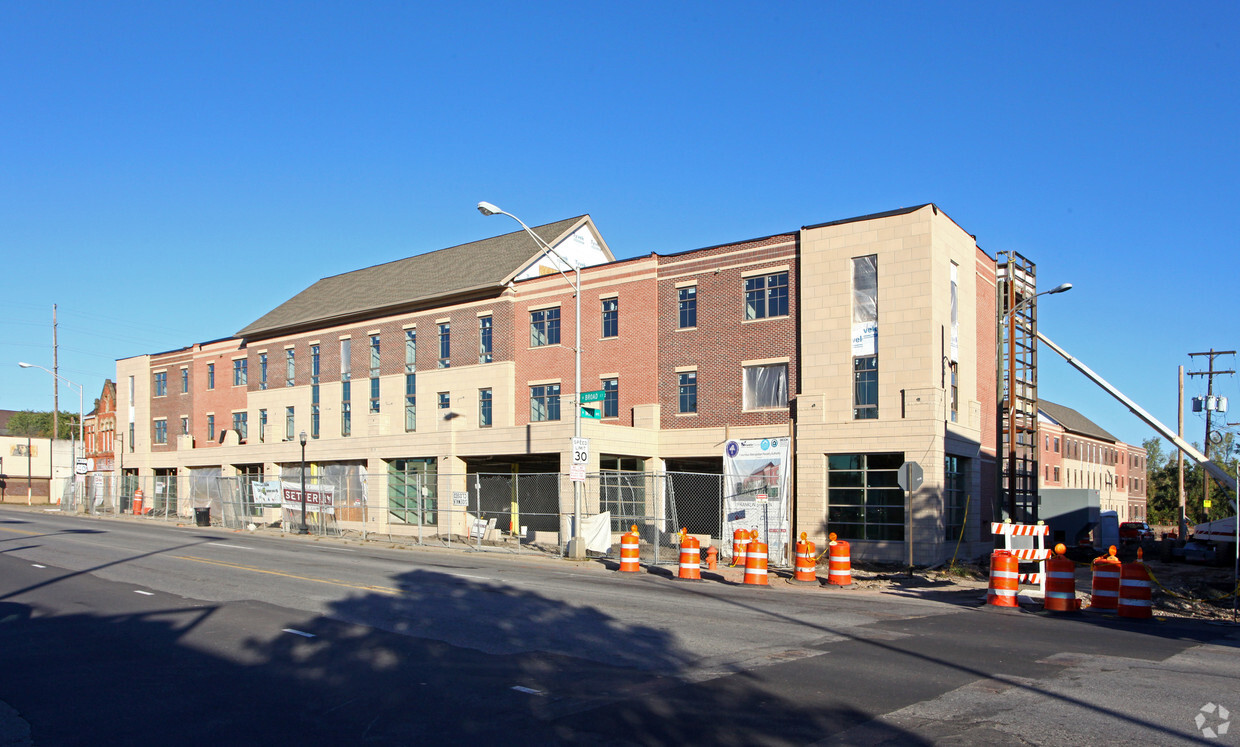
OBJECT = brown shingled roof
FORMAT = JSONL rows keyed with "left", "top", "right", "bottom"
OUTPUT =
{"left": 1039, "top": 400, "right": 1118, "bottom": 442}
{"left": 237, "top": 215, "right": 592, "bottom": 339}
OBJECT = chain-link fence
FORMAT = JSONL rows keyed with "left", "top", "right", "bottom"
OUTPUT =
{"left": 49, "top": 470, "right": 789, "bottom": 566}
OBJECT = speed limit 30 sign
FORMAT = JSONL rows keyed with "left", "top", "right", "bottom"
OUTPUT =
{"left": 570, "top": 437, "right": 589, "bottom": 482}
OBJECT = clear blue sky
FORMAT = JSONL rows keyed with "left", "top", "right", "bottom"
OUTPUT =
{"left": 3, "top": 2, "right": 1237, "bottom": 454}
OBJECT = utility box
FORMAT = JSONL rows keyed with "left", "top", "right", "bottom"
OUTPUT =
{"left": 1038, "top": 488, "right": 1101, "bottom": 547}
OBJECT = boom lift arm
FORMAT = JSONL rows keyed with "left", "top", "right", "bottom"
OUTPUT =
{"left": 1037, "top": 331, "right": 1237, "bottom": 494}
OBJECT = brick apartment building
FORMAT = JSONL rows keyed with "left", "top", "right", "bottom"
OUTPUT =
{"left": 1037, "top": 400, "right": 1148, "bottom": 522}
{"left": 112, "top": 204, "right": 1034, "bottom": 564}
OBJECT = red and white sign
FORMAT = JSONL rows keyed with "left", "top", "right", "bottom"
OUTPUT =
{"left": 281, "top": 482, "right": 335, "bottom": 515}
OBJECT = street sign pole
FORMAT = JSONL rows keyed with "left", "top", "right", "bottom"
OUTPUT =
{"left": 898, "top": 461, "right": 924, "bottom": 573}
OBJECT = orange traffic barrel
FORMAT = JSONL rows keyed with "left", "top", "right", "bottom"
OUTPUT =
{"left": 987, "top": 550, "right": 1019, "bottom": 607}
{"left": 794, "top": 532, "right": 817, "bottom": 583}
{"left": 619, "top": 525, "right": 641, "bottom": 573}
{"left": 1043, "top": 544, "right": 1079, "bottom": 612}
{"left": 743, "top": 537, "right": 769, "bottom": 586}
{"left": 731, "top": 529, "right": 751, "bottom": 566}
{"left": 1090, "top": 546, "right": 1121, "bottom": 610}
{"left": 827, "top": 533, "right": 851, "bottom": 586}
{"left": 1118, "top": 558, "right": 1153, "bottom": 620}
{"left": 132, "top": 489, "right": 145, "bottom": 515}
{"left": 677, "top": 529, "right": 702, "bottom": 580}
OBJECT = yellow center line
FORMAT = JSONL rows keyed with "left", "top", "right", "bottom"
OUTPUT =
{"left": 0, "top": 527, "right": 43, "bottom": 536}
{"left": 173, "top": 555, "right": 402, "bottom": 596}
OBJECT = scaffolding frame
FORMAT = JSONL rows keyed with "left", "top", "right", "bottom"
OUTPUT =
{"left": 996, "top": 251, "right": 1041, "bottom": 523}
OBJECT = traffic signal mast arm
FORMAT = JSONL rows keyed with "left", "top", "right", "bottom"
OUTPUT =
{"left": 1037, "top": 330, "right": 1237, "bottom": 494}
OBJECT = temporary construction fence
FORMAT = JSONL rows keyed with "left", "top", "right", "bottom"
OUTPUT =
{"left": 50, "top": 470, "right": 791, "bottom": 566}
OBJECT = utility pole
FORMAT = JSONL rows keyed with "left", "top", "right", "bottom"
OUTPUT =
{"left": 52, "top": 304, "right": 59, "bottom": 442}
{"left": 1187, "top": 349, "right": 1236, "bottom": 522}
{"left": 1178, "top": 366, "right": 1186, "bottom": 540}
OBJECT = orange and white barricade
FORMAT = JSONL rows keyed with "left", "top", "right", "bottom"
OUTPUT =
{"left": 991, "top": 521, "right": 1051, "bottom": 596}
{"left": 1090, "top": 546, "right": 1121, "bottom": 610}
{"left": 618, "top": 525, "right": 641, "bottom": 573}
{"left": 731, "top": 529, "right": 751, "bottom": 566}
{"left": 987, "top": 550, "right": 1020, "bottom": 607}
{"left": 1118, "top": 549, "right": 1152, "bottom": 620}
{"left": 1043, "top": 543, "right": 1080, "bottom": 612}
{"left": 827, "top": 533, "right": 851, "bottom": 586}
{"left": 743, "top": 536, "right": 769, "bottom": 586}
{"left": 794, "top": 532, "right": 817, "bottom": 583}
{"left": 677, "top": 529, "right": 702, "bottom": 581}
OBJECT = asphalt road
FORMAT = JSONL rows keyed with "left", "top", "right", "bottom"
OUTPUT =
{"left": 1, "top": 507, "right": 1237, "bottom": 745}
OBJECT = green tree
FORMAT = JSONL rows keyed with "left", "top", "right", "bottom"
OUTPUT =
{"left": 1145, "top": 457, "right": 1180, "bottom": 525}
{"left": 5, "top": 410, "right": 78, "bottom": 439}
{"left": 1142, "top": 437, "right": 1167, "bottom": 471}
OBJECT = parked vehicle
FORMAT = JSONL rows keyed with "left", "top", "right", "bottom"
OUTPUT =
{"left": 1172, "top": 540, "right": 1217, "bottom": 564}
{"left": 1118, "top": 521, "right": 1154, "bottom": 543}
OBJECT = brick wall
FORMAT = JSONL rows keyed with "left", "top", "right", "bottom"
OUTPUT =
{"left": 656, "top": 234, "right": 798, "bottom": 430}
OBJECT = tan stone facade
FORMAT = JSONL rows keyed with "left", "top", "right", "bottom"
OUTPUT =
{"left": 794, "top": 206, "right": 993, "bottom": 563}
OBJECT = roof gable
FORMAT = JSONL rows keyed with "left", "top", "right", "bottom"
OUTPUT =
{"left": 237, "top": 215, "right": 602, "bottom": 339}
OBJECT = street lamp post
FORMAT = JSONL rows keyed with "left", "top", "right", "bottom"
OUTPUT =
{"left": 298, "top": 430, "right": 309, "bottom": 535}
{"left": 477, "top": 201, "right": 586, "bottom": 560}
{"left": 19, "top": 362, "right": 85, "bottom": 505}
{"left": 995, "top": 282, "right": 1072, "bottom": 523}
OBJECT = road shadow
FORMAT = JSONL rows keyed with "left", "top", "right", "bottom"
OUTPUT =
{"left": 0, "top": 557, "right": 931, "bottom": 746}
{"left": 3, "top": 524, "right": 1233, "bottom": 746}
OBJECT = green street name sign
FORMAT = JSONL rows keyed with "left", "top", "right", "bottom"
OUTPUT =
{"left": 579, "top": 389, "right": 607, "bottom": 403}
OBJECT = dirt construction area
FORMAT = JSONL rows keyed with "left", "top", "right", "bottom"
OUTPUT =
{"left": 838, "top": 552, "right": 1239, "bottom": 621}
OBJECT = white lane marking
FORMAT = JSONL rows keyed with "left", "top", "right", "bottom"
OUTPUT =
{"left": 283, "top": 628, "right": 316, "bottom": 638}
{"left": 511, "top": 686, "right": 543, "bottom": 696}
{"left": 31, "top": 564, "right": 46, "bottom": 568}
{"left": 213, "top": 544, "right": 251, "bottom": 550}
{"left": 134, "top": 590, "right": 154, "bottom": 596}
{"left": 451, "top": 573, "right": 488, "bottom": 580}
